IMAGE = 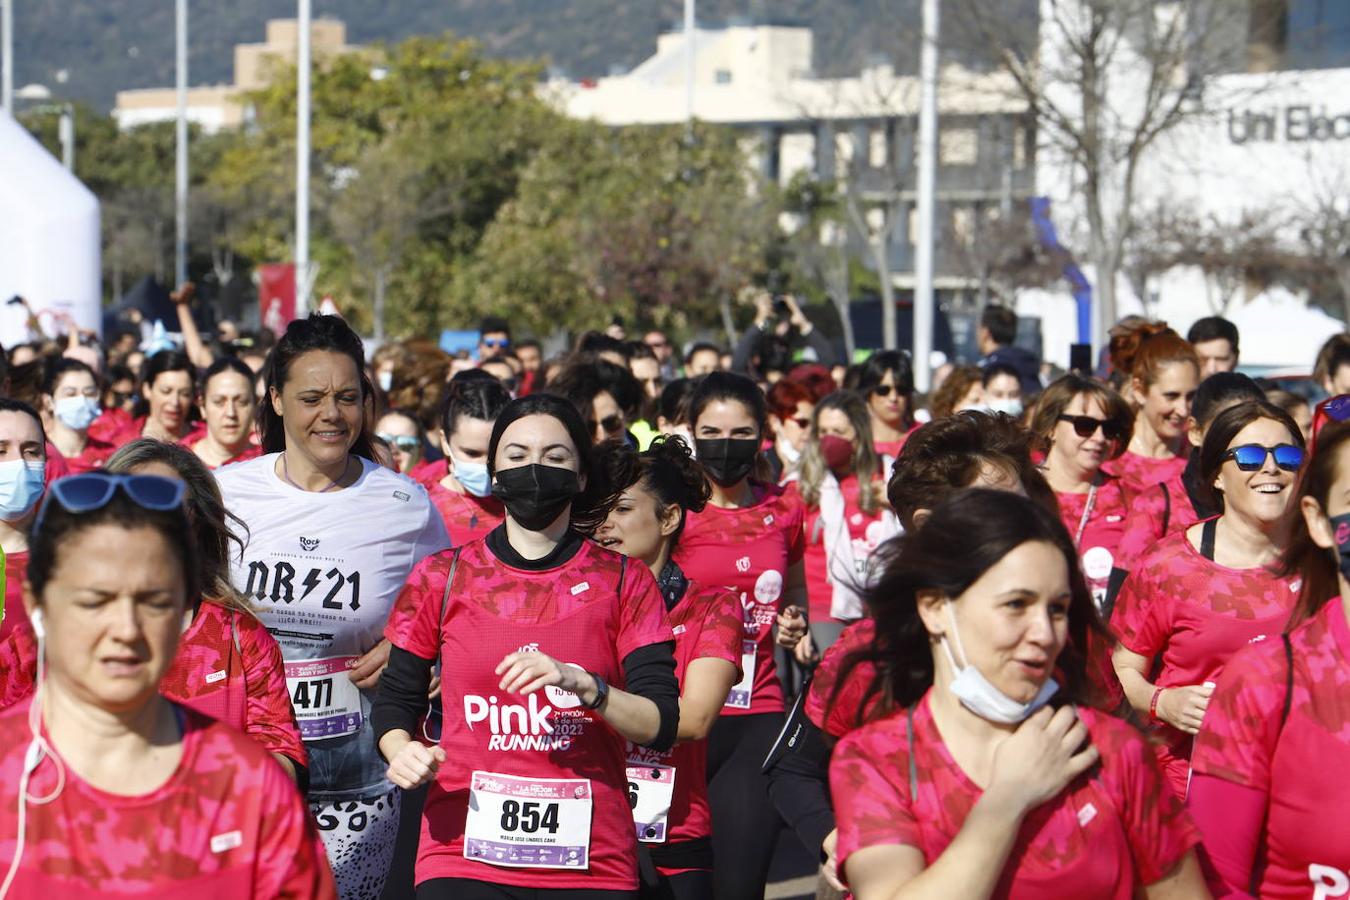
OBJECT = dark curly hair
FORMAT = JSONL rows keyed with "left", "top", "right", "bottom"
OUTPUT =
{"left": 591, "top": 435, "right": 710, "bottom": 548}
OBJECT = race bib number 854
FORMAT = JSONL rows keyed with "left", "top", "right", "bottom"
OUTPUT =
{"left": 465, "top": 771, "right": 593, "bottom": 870}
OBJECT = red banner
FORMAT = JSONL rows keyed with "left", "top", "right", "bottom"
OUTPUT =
{"left": 258, "top": 263, "right": 296, "bottom": 335}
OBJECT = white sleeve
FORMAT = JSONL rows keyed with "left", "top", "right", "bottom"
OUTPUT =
{"left": 412, "top": 491, "right": 452, "bottom": 560}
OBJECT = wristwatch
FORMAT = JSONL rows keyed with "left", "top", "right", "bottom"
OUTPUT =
{"left": 583, "top": 672, "right": 609, "bottom": 710}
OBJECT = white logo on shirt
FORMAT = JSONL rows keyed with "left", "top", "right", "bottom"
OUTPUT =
{"left": 211, "top": 831, "right": 243, "bottom": 853}
{"left": 1077, "top": 804, "right": 1097, "bottom": 827}
{"left": 672, "top": 624, "right": 687, "bottom": 636}
{"left": 763, "top": 515, "right": 775, "bottom": 526}
{"left": 205, "top": 670, "right": 227, "bottom": 684}
{"left": 1308, "top": 863, "right": 1350, "bottom": 898}
{"left": 570, "top": 581, "right": 590, "bottom": 595}
{"left": 735, "top": 556, "right": 751, "bottom": 574}
{"left": 393, "top": 491, "right": 410, "bottom": 502}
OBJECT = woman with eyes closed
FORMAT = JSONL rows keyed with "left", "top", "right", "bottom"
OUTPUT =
{"left": 1112, "top": 399, "right": 1305, "bottom": 800}
{"left": 373, "top": 393, "right": 680, "bottom": 899}
{"left": 217, "top": 315, "right": 450, "bottom": 900}
{"left": 674, "top": 371, "right": 807, "bottom": 900}
{"left": 184, "top": 356, "right": 261, "bottom": 470}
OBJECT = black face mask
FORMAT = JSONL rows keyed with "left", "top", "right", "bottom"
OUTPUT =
{"left": 492, "top": 464, "right": 581, "bottom": 531}
{"left": 695, "top": 437, "right": 760, "bottom": 487}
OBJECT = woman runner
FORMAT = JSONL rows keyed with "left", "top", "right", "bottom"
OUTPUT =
{"left": 590, "top": 436, "right": 741, "bottom": 899}
{"left": 372, "top": 393, "right": 680, "bottom": 899}
{"left": 0, "top": 472, "right": 335, "bottom": 897}
{"left": 185, "top": 356, "right": 261, "bottom": 469}
{"left": 107, "top": 349, "right": 197, "bottom": 447}
{"left": 0, "top": 400, "right": 49, "bottom": 644}
{"left": 848, "top": 352, "right": 916, "bottom": 459}
{"left": 41, "top": 359, "right": 114, "bottom": 473}
{"left": 1189, "top": 420, "right": 1350, "bottom": 898}
{"left": 674, "top": 372, "right": 806, "bottom": 900}
{"left": 218, "top": 314, "right": 450, "bottom": 899}
{"left": 1112, "top": 399, "right": 1305, "bottom": 799}
{"left": 829, "top": 489, "right": 1207, "bottom": 898}
{"left": 1030, "top": 374, "right": 1134, "bottom": 612}
{"left": 1102, "top": 321, "right": 1199, "bottom": 497}
{"left": 787, "top": 391, "right": 898, "bottom": 656}
{"left": 0, "top": 439, "right": 307, "bottom": 784}
{"left": 1116, "top": 372, "right": 1266, "bottom": 574}
{"left": 419, "top": 376, "right": 511, "bottom": 545}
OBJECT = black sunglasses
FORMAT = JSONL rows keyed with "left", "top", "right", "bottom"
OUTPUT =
{"left": 872, "top": 384, "right": 911, "bottom": 398}
{"left": 587, "top": 414, "right": 625, "bottom": 435}
{"left": 1222, "top": 443, "right": 1305, "bottom": 472}
{"left": 1057, "top": 414, "right": 1127, "bottom": 443}
{"left": 35, "top": 473, "right": 186, "bottom": 534}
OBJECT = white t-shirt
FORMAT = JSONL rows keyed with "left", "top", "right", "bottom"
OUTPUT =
{"left": 217, "top": 453, "right": 451, "bottom": 800}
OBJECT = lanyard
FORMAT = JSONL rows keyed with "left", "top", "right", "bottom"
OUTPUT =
{"left": 1074, "top": 481, "right": 1099, "bottom": 549}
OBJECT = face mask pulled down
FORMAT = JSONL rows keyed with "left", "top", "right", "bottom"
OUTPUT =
{"left": 695, "top": 437, "right": 759, "bottom": 487}
{"left": 939, "top": 601, "right": 1058, "bottom": 724}
{"left": 492, "top": 464, "right": 580, "bottom": 531}
{"left": 1330, "top": 512, "right": 1350, "bottom": 584}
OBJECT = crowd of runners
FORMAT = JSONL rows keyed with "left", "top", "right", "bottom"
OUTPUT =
{"left": 0, "top": 293, "right": 1348, "bottom": 899}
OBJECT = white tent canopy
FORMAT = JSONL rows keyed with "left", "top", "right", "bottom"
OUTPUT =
{"left": 0, "top": 111, "right": 101, "bottom": 348}
{"left": 1227, "top": 287, "right": 1345, "bottom": 372}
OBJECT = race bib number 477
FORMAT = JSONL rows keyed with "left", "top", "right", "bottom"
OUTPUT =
{"left": 284, "top": 656, "right": 362, "bottom": 741}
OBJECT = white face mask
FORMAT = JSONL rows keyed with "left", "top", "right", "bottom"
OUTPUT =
{"left": 377, "top": 370, "right": 393, "bottom": 393}
{"left": 939, "top": 601, "right": 1058, "bottom": 724}
{"left": 987, "top": 397, "right": 1023, "bottom": 418}
{"left": 451, "top": 453, "right": 492, "bottom": 498}
{"left": 54, "top": 396, "right": 101, "bottom": 432}
{"left": 776, "top": 434, "right": 802, "bottom": 465}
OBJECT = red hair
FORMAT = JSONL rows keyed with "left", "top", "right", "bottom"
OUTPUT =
{"left": 787, "top": 363, "right": 836, "bottom": 402}
{"left": 766, "top": 378, "right": 814, "bottom": 420}
{"left": 1107, "top": 320, "right": 1198, "bottom": 389}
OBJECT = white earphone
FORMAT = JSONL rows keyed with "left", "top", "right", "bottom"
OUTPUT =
{"left": 29, "top": 609, "right": 42, "bottom": 641}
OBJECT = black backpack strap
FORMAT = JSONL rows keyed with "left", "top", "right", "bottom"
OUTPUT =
{"left": 1248, "top": 632, "right": 1296, "bottom": 897}
{"left": 1200, "top": 517, "right": 1217, "bottom": 561}
{"left": 619, "top": 554, "right": 628, "bottom": 596}
{"left": 437, "top": 549, "right": 463, "bottom": 630}
{"left": 1160, "top": 482, "right": 1171, "bottom": 535}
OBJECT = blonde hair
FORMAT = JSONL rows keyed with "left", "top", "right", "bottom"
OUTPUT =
{"left": 798, "top": 391, "right": 885, "bottom": 515}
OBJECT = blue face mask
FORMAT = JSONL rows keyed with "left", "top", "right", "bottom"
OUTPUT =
{"left": 939, "top": 601, "right": 1058, "bottom": 724}
{"left": 0, "top": 459, "right": 46, "bottom": 522}
{"left": 452, "top": 454, "right": 492, "bottom": 498}
{"left": 54, "top": 396, "right": 101, "bottom": 432}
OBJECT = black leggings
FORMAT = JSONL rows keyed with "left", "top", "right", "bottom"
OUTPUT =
{"left": 416, "top": 880, "right": 636, "bottom": 899}
{"left": 706, "top": 711, "right": 786, "bottom": 900}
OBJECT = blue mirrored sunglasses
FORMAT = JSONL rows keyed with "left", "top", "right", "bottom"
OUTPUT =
{"left": 1222, "top": 443, "right": 1305, "bottom": 472}
{"left": 35, "top": 473, "right": 187, "bottom": 534}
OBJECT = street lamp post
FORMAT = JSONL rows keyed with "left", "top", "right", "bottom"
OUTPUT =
{"left": 15, "top": 83, "right": 72, "bottom": 171}
{"left": 913, "top": 0, "right": 940, "bottom": 393}
{"left": 175, "top": 0, "right": 188, "bottom": 287}
{"left": 295, "top": 0, "right": 312, "bottom": 318}
{"left": 2, "top": 0, "right": 12, "bottom": 113}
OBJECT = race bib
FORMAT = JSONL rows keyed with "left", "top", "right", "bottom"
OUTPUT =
{"left": 465, "top": 771, "right": 592, "bottom": 869}
{"left": 725, "top": 640, "right": 757, "bottom": 710}
{"left": 284, "top": 656, "right": 363, "bottom": 741}
{"left": 625, "top": 761, "right": 675, "bottom": 843}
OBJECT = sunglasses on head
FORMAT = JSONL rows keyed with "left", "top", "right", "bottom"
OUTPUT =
{"left": 1057, "top": 414, "right": 1127, "bottom": 442}
{"left": 1312, "top": 395, "right": 1350, "bottom": 453}
{"left": 587, "top": 414, "right": 625, "bottom": 436}
{"left": 35, "top": 473, "right": 186, "bottom": 534}
{"left": 376, "top": 433, "right": 421, "bottom": 453}
{"left": 1222, "top": 443, "right": 1305, "bottom": 472}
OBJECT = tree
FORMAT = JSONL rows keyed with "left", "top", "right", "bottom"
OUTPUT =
{"left": 951, "top": 0, "right": 1261, "bottom": 347}
{"left": 459, "top": 121, "right": 780, "bottom": 338}
{"left": 210, "top": 32, "right": 557, "bottom": 336}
